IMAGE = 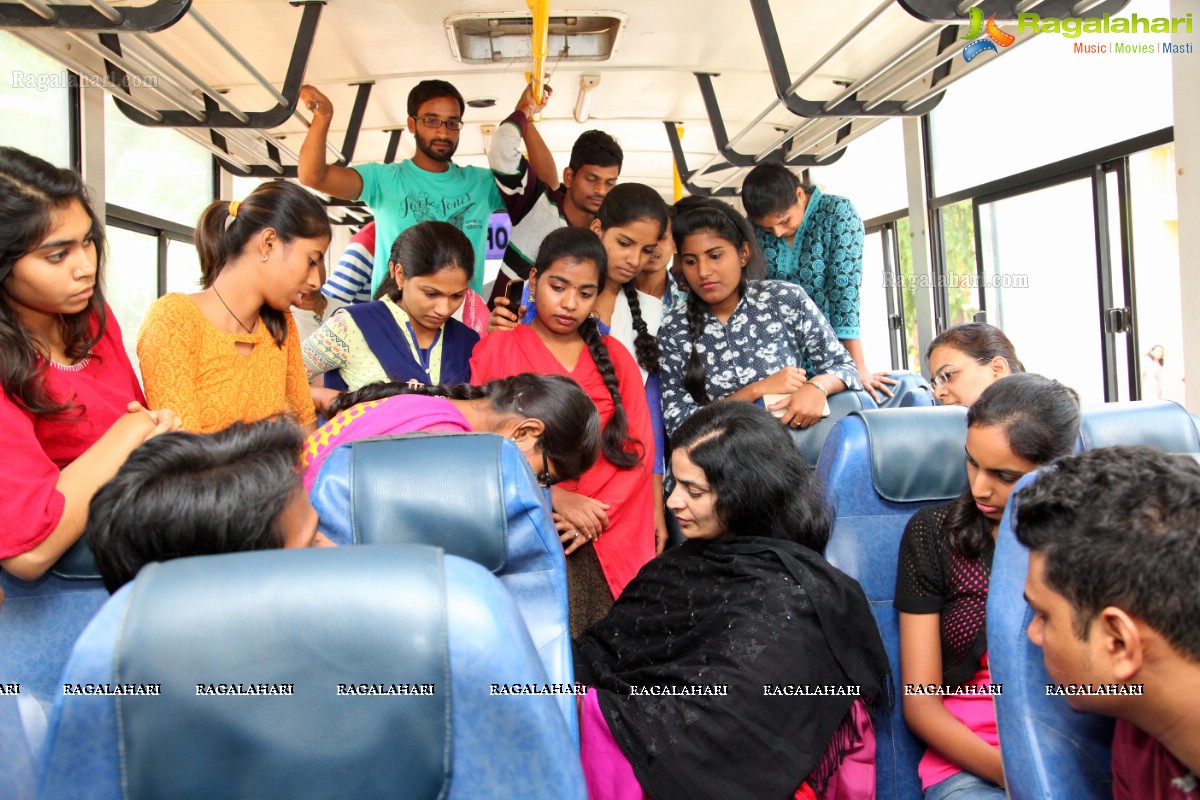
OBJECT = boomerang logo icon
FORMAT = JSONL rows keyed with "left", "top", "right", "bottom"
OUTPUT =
{"left": 961, "top": 7, "right": 1016, "bottom": 62}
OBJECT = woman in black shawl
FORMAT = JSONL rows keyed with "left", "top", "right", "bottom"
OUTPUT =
{"left": 574, "top": 401, "right": 891, "bottom": 800}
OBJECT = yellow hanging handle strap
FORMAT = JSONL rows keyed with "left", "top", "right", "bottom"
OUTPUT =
{"left": 526, "top": 0, "right": 550, "bottom": 120}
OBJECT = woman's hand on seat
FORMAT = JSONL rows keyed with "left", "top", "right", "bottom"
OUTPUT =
{"left": 776, "top": 383, "right": 826, "bottom": 430}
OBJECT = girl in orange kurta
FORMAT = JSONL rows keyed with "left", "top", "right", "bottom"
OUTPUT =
{"left": 471, "top": 227, "right": 655, "bottom": 635}
{"left": 138, "top": 181, "right": 330, "bottom": 433}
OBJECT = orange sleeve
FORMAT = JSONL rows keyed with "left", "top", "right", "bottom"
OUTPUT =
{"left": 137, "top": 294, "right": 203, "bottom": 431}
{"left": 284, "top": 313, "right": 317, "bottom": 425}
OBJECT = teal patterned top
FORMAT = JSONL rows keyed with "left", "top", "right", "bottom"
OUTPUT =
{"left": 753, "top": 187, "right": 865, "bottom": 340}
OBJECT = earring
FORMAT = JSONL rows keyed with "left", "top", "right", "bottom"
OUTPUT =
{"left": 261, "top": 254, "right": 269, "bottom": 262}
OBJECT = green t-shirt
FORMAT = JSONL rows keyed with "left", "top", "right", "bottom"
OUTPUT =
{"left": 354, "top": 160, "right": 503, "bottom": 294}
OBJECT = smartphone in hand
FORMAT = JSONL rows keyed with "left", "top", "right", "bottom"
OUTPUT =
{"left": 504, "top": 279, "right": 526, "bottom": 310}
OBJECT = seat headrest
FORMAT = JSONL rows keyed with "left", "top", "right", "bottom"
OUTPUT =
{"left": 789, "top": 389, "right": 877, "bottom": 465}
{"left": 858, "top": 406, "right": 970, "bottom": 502}
{"left": 350, "top": 433, "right": 510, "bottom": 571}
{"left": 876, "top": 370, "right": 934, "bottom": 409}
{"left": 51, "top": 536, "right": 101, "bottom": 580}
{"left": 1079, "top": 400, "right": 1200, "bottom": 453}
{"left": 115, "top": 546, "right": 451, "bottom": 799}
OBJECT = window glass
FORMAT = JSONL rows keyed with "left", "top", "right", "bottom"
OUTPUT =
{"left": 941, "top": 200, "right": 980, "bottom": 326}
{"left": 896, "top": 217, "right": 922, "bottom": 370}
{"left": 929, "top": 0, "right": 1172, "bottom": 197}
{"left": 1129, "top": 144, "right": 1185, "bottom": 405}
{"left": 978, "top": 179, "right": 1105, "bottom": 403}
{"left": 166, "top": 238, "right": 203, "bottom": 295}
{"left": 105, "top": 99, "right": 212, "bottom": 225}
{"left": 104, "top": 225, "right": 158, "bottom": 375}
{"left": 809, "top": 119, "right": 907, "bottom": 222}
{"left": 860, "top": 230, "right": 895, "bottom": 372}
{"left": 0, "top": 32, "right": 71, "bottom": 166}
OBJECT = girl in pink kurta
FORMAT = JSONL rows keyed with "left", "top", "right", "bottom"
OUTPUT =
{"left": 0, "top": 147, "right": 179, "bottom": 580}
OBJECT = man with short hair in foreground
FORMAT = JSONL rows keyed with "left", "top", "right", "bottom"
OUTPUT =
{"left": 1016, "top": 446, "right": 1200, "bottom": 797}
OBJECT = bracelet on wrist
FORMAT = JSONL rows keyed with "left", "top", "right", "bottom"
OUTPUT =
{"left": 805, "top": 379, "right": 829, "bottom": 397}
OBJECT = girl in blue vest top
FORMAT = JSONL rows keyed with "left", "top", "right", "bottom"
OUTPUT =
{"left": 302, "top": 221, "right": 480, "bottom": 413}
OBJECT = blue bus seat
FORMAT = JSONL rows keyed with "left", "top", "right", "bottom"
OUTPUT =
{"left": 0, "top": 540, "right": 108, "bottom": 711}
{"left": 38, "top": 546, "right": 586, "bottom": 800}
{"left": 815, "top": 406, "right": 970, "bottom": 800}
{"left": 308, "top": 432, "right": 574, "bottom": 738}
{"left": 0, "top": 692, "right": 45, "bottom": 800}
{"left": 1077, "top": 400, "right": 1200, "bottom": 453}
{"left": 988, "top": 471, "right": 1114, "bottom": 800}
{"left": 876, "top": 371, "right": 935, "bottom": 409}
{"left": 789, "top": 389, "right": 878, "bottom": 465}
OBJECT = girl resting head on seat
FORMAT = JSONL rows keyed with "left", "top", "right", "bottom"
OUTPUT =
{"left": 574, "top": 401, "right": 891, "bottom": 800}
{"left": 896, "top": 373, "right": 1080, "bottom": 798}
{"left": 302, "top": 221, "right": 481, "bottom": 414}
{"left": 302, "top": 373, "right": 601, "bottom": 493}
{"left": 87, "top": 416, "right": 333, "bottom": 593}
{"left": 137, "top": 180, "right": 332, "bottom": 434}
{"left": 0, "top": 146, "right": 181, "bottom": 581}
{"left": 926, "top": 322, "right": 1025, "bottom": 406}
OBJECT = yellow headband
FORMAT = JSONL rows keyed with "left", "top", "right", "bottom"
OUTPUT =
{"left": 225, "top": 200, "right": 240, "bottom": 231}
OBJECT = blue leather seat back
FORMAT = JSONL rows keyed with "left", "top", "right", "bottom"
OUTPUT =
{"left": 0, "top": 554, "right": 107, "bottom": 711}
{"left": 1077, "top": 400, "right": 1200, "bottom": 454}
{"left": 38, "top": 546, "right": 586, "bottom": 800}
{"left": 877, "top": 371, "right": 935, "bottom": 409}
{"left": 816, "top": 406, "right": 970, "bottom": 800}
{"left": 988, "top": 472, "right": 1114, "bottom": 800}
{"left": 308, "top": 433, "right": 574, "bottom": 738}
{"left": 789, "top": 389, "right": 878, "bottom": 465}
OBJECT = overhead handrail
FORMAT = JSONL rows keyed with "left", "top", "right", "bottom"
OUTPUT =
{"left": 189, "top": 8, "right": 289, "bottom": 106}
{"left": 0, "top": 0, "right": 190, "bottom": 32}
{"left": 113, "top": 0, "right": 325, "bottom": 129}
{"left": 79, "top": 32, "right": 205, "bottom": 122}
{"left": 527, "top": 0, "right": 549, "bottom": 107}
{"left": 898, "top": 0, "right": 1128, "bottom": 22}
{"left": 749, "top": 0, "right": 948, "bottom": 120}
{"left": 217, "top": 82, "right": 374, "bottom": 178}
{"left": 661, "top": 121, "right": 739, "bottom": 197}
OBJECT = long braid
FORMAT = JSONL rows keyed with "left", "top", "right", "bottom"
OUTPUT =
{"left": 622, "top": 281, "right": 660, "bottom": 374}
{"left": 326, "top": 380, "right": 488, "bottom": 416}
{"left": 579, "top": 317, "right": 640, "bottom": 469}
{"left": 683, "top": 291, "right": 711, "bottom": 405}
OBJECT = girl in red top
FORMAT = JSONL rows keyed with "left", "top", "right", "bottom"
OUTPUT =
{"left": 471, "top": 227, "right": 654, "bottom": 636}
{"left": 0, "top": 147, "right": 179, "bottom": 581}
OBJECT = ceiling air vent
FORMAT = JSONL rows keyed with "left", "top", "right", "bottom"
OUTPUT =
{"left": 446, "top": 12, "right": 626, "bottom": 64}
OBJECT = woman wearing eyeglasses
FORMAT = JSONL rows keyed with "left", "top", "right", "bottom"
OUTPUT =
{"left": 297, "top": 82, "right": 504, "bottom": 296}
{"left": 299, "top": 373, "right": 600, "bottom": 494}
{"left": 926, "top": 323, "right": 1025, "bottom": 406}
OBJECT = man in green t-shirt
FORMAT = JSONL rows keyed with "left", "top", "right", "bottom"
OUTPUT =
{"left": 298, "top": 80, "right": 503, "bottom": 295}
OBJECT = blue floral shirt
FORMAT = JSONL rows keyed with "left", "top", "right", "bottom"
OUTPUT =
{"left": 658, "top": 280, "right": 861, "bottom": 435}
{"left": 754, "top": 187, "right": 865, "bottom": 340}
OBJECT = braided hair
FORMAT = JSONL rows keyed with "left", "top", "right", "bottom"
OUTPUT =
{"left": 595, "top": 184, "right": 668, "bottom": 376}
{"left": 534, "top": 227, "right": 643, "bottom": 470}
{"left": 672, "top": 200, "right": 767, "bottom": 407}
{"left": 621, "top": 281, "right": 659, "bottom": 374}
{"left": 327, "top": 373, "right": 601, "bottom": 482}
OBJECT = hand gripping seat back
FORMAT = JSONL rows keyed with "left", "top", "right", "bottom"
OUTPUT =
{"left": 876, "top": 371, "right": 935, "bottom": 409}
{"left": 788, "top": 389, "right": 877, "bottom": 466}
